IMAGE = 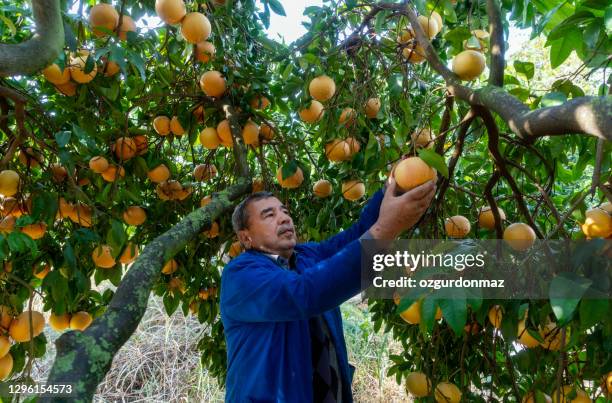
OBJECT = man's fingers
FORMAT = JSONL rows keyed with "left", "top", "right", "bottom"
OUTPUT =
{"left": 401, "top": 180, "right": 436, "bottom": 201}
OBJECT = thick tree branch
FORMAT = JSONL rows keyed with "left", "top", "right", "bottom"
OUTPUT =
{"left": 0, "top": 0, "right": 64, "bottom": 76}
{"left": 401, "top": 5, "right": 612, "bottom": 141}
{"left": 486, "top": 0, "right": 505, "bottom": 87}
{"left": 221, "top": 100, "right": 251, "bottom": 179}
{"left": 435, "top": 95, "right": 454, "bottom": 155}
{"left": 43, "top": 180, "right": 251, "bottom": 402}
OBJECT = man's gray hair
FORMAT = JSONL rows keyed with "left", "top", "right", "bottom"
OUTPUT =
{"left": 231, "top": 191, "right": 276, "bottom": 234}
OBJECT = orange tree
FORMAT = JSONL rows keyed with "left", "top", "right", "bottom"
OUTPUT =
{"left": 0, "top": 0, "right": 610, "bottom": 401}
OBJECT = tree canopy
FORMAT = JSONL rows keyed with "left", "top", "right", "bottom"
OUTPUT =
{"left": 0, "top": 0, "right": 611, "bottom": 401}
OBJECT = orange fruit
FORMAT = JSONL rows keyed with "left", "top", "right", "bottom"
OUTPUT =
{"left": 260, "top": 123, "right": 275, "bottom": 141}
{"left": 452, "top": 50, "right": 486, "bottom": 81}
{"left": 252, "top": 179, "right": 265, "bottom": 193}
{"left": 242, "top": 120, "right": 260, "bottom": 145}
{"left": 416, "top": 15, "right": 440, "bottom": 39}
{"left": 364, "top": 97, "right": 380, "bottom": 118}
{"left": 123, "top": 206, "right": 147, "bottom": 226}
{"left": 0, "top": 306, "right": 12, "bottom": 330}
{"left": 42, "top": 63, "right": 71, "bottom": 85}
{"left": 9, "top": 311, "right": 45, "bottom": 342}
{"left": 162, "top": 259, "right": 179, "bottom": 274}
{"left": 313, "top": 179, "right": 332, "bottom": 198}
{"left": 0, "top": 170, "right": 20, "bottom": 197}
{"left": 393, "top": 157, "right": 436, "bottom": 192}
{"left": 551, "top": 386, "right": 590, "bottom": 403}
{"left": 155, "top": 0, "right": 186, "bottom": 25}
{"left": 342, "top": 180, "right": 365, "bottom": 201}
{"left": 0, "top": 353, "right": 13, "bottom": 380}
{"left": 0, "top": 216, "right": 16, "bottom": 234}
{"left": 169, "top": 116, "right": 185, "bottom": 136}
{"left": 18, "top": 147, "right": 43, "bottom": 168}
{"left": 195, "top": 41, "right": 216, "bottom": 63}
{"left": 118, "top": 15, "right": 136, "bottom": 40}
{"left": 217, "top": 119, "right": 233, "bottom": 147}
{"left": 119, "top": 242, "right": 139, "bottom": 264}
{"left": 114, "top": 137, "right": 137, "bottom": 161}
{"left": 299, "top": 100, "right": 325, "bottom": 123}
{"left": 89, "top": 3, "right": 119, "bottom": 37}
{"left": 276, "top": 167, "right": 304, "bottom": 189}
{"left": 70, "top": 203, "right": 93, "bottom": 227}
{"left": 434, "top": 382, "right": 461, "bottom": 403}
{"left": 92, "top": 245, "right": 116, "bottom": 268}
{"left": 338, "top": 107, "right": 357, "bottom": 126}
{"left": 445, "top": 215, "right": 471, "bottom": 238}
{"left": 102, "top": 59, "right": 120, "bottom": 77}
{"left": 49, "top": 313, "right": 71, "bottom": 332}
{"left": 203, "top": 221, "right": 220, "bottom": 238}
{"left": 411, "top": 128, "right": 434, "bottom": 148}
{"left": 70, "top": 311, "right": 93, "bottom": 331}
{"left": 168, "top": 277, "right": 186, "bottom": 294}
{"left": 147, "top": 164, "right": 170, "bottom": 183}
{"left": 517, "top": 319, "right": 540, "bottom": 348}
{"left": 405, "top": 372, "right": 431, "bottom": 397}
{"left": 503, "top": 223, "right": 536, "bottom": 251}
{"left": 153, "top": 116, "right": 171, "bottom": 136}
{"left": 479, "top": 206, "right": 506, "bottom": 230}
{"left": 199, "top": 127, "right": 221, "bottom": 149}
{"left": 55, "top": 81, "right": 78, "bottom": 96}
{"left": 199, "top": 70, "right": 226, "bottom": 98}
{"left": 325, "top": 139, "right": 351, "bottom": 162}
{"left": 309, "top": 75, "right": 336, "bottom": 102}
{"left": 69, "top": 51, "right": 97, "bottom": 83}
{"left": 180, "top": 12, "right": 211, "bottom": 44}
{"left": 488, "top": 305, "right": 503, "bottom": 329}
{"left": 250, "top": 95, "right": 270, "bottom": 110}
{"left": 0, "top": 335, "right": 10, "bottom": 358}
{"left": 193, "top": 164, "right": 217, "bottom": 181}
{"left": 581, "top": 208, "right": 611, "bottom": 238}
{"left": 89, "top": 156, "right": 109, "bottom": 173}
{"left": 134, "top": 135, "right": 148, "bottom": 155}
{"left": 397, "top": 28, "right": 415, "bottom": 44}
{"left": 51, "top": 163, "right": 68, "bottom": 182}
{"left": 345, "top": 137, "right": 360, "bottom": 156}
{"left": 101, "top": 165, "right": 125, "bottom": 182}
{"left": 402, "top": 42, "right": 426, "bottom": 63}
{"left": 20, "top": 222, "right": 47, "bottom": 240}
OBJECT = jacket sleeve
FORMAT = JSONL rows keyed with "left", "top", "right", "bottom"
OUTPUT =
{"left": 221, "top": 240, "right": 364, "bottom": 323}
{"left": 311, "top": 189, "right": 384, "bottom": 259}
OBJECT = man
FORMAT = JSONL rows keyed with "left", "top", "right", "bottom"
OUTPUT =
{"left": 220, "top": 178, "right": 436, "bottom": 402}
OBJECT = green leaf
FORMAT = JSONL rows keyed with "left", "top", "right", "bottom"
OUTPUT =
{"left": 107, "top": 220, "right": 127, "bottom": 253}
{"left": 549, "top": 28, "right": 581, "bottom": 68}
{"left": 541, "top": 91, "right": 567, "bottom": 108}
{"left": 418, "top": 148, "right": 449, "bottom": 178}
{"left": 163, "top": 292, "right": 180, "bottom": 316}
{"left": 267, "top": 0, "right": 286, "bottom": 16}
{"left": 54, "top": 131, "right": 71, "bottom": 148}
{"left": 513, "top": 60, "right": 535, "bottom": 80}
{"left": 549, "top": 273, "right": 592, "bottom": 326}
{"left": 605, "top": 6, "right": 612, "bottom": 31}
{"left": 579, "top": 299, "right": 609, "bottom": 330}
{"left": 281, "top": 160, "right": 298, "bottom": 180}
{"left": 439, "top": 296, "right": 467, "bottom": 335}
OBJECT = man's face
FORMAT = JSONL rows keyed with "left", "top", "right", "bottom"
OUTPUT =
{"left": 238, "top": 197, "right": 297, "bottom": 257}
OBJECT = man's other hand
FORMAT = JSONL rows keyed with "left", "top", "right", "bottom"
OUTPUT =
{"left": 369, "top": 178, "right": 436, "bottom": 240}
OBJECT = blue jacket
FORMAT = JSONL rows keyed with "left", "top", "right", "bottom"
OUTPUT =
{"left": 220, "top": 190, "right": 383, "bottom": 402}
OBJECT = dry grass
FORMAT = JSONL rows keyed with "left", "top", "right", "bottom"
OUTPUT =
{"left": 30, "top": 295, "right": 406, "bottom": 402}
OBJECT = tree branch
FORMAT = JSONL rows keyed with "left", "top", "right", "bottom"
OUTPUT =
{"left": 0, "top": 0, "right": 64, "bottom": 76}
{"left": 486, "top": 0, "right": 505, "bottom": 87}
{"left": 474, "top": 105, "right": 544, "bottom": 238}
{"left": 401, "top": 5, "right": 612, "bottom": 141}
{"left": 43, "top": 180, "right": 251, "bottom": 401}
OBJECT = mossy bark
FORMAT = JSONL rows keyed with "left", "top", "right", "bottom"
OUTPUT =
{"left": 42, "top": 179, "right": 251, "bottom": 402}
{"left": 0, "top": 0, "right": 64, "bottom": 76}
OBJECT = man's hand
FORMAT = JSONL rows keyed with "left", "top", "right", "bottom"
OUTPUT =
{"left": 369, "top": 178, "right": 436, "bottom": 240}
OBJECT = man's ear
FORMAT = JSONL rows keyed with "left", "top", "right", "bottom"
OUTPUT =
{"left": 237, "top": 230, "right": 251, "bottom": 248}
